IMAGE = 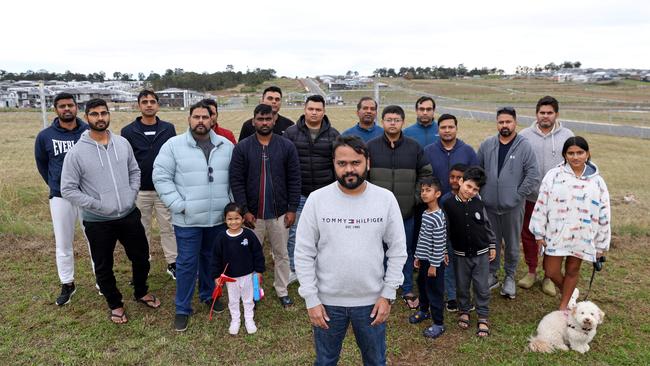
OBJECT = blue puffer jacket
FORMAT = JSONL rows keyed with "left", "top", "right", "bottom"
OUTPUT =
{"left": 153, "top": 129, "right": 233, "bottom": 227}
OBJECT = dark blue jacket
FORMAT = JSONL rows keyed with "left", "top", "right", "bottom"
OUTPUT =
{"left": 424, "top": 138, "right": 479, "bottom": 195}
{"left": 403, "top": 121, "right": 439, "bottom": 148}
{"left": 212, "top": 228, "right": 265, "bottom": 278}
{"left": 229, "top": 134, "right": 301, "bottom": 217}
{"left": 342, "top": 123, "right": 384, "bottom": 142}
{"left": 35, "top": 118, "right": 89, "bottom": 198}
{"left": 120, "top": 117, "right": 176, "bottom": 191}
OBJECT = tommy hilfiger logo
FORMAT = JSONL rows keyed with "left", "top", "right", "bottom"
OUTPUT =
{"left": 322, "top": 217, "right": 383, "bottom": 224}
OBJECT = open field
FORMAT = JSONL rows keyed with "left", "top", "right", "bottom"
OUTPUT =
{"left": 1, "top": 109, "right": 649, "bottom": 364}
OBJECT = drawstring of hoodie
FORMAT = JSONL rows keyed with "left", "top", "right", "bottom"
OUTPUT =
{"left": 94, "top": 141, "right": 105, "bottom": 167}
{"left": 91, "top": 133, "right": 118, "bottom": 167}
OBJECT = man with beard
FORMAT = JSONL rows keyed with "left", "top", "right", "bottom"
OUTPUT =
{"left": 153, "top": 101, "right": 234, "bottom": 331}
{"left": 239, "top": 86, "right": 294, "bottom": 141}
{"left": 477, "top": 107, "right": 539, "bottom": 300}
{"left": 35, "top": 92, "right": 95, "bottom": 306}
{"left": 229, "top": 104, "right": 301, "bottom": 307}
{"left": 367, "top": 105, "right": 432, "bottom": 310}
{"left": 61, "top": 98, "right": 160, "bottom": 324}
{"left": 295, "top": 135, "right": 406, "bottom": 365}
{"left": 421, "top": 114, "right": 478, "bottom": 314}
{"left": 342, "top": 97, "right": 383, "bottom": 142}
{"left": 284, "top": 94, "right": 339, "bottom": 291}
{"left": 121, "top": 90, "right": 177, "bottom": 279}
{"left": 518, "top": 96, "right": 573, "bottom": 295}
{"left": 404, "top": 96, "right": 439, "bottom": 148}
{"left": 203, "top": 98, "right": 237, "bottom": 145}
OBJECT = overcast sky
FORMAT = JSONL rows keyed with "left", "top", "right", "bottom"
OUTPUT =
{"left": 2, "top": 0, "right": 648, "bottom": 77}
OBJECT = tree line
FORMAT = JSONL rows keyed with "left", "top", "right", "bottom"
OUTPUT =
{"left": 0, "top": 68, "right": 277, "bottom": 92}
{"left": 373, "top": 64, "right": 505, "bottom": 79}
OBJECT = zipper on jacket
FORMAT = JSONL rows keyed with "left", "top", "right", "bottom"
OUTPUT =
{"left": 104, "top": 142, "right": 123, "bottom": 214}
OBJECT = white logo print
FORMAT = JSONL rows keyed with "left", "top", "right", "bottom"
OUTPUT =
{"left": 475, "top": 212, "right": 482, "bottom": 220}
{"left": 241, "top": 238, "right": 249, "bottom": 246}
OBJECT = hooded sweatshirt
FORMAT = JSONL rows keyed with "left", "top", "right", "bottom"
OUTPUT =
{"left": 529, "top": 162, "right": 610, "bottom": 262}
{"left": 60, "top": 130, "right": 140, "bottom": 222}
{"left": 424, "top": 138, "right": 479, "bottom": 195}
{"left": 34, "top": 118, "right": 89, "bottom": 198}
{"left": 477, "top": 133, "right": 540, "bottom": 214}
{"left": 519, "top": 121, "right": 574, "bottom": 202}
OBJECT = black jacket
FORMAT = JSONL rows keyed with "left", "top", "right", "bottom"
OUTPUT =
{"left": 238, "top": 114, "right": 294, "bottom": 142}
{"left": 442, "top": 196, "right": 496, "bottom": 257}
{"left": 212, "top": 228, "right": 265, "bottom": 278}
{"left": 367, "top": 133, "right": 432, "bottom": 219}
{"left": 229, "top": 133, "right": 301, "bottom": 217}
{"left": 120, "top": 117, "right": 176, "bottom": 191}
{"left": 283, "top": 115, "right": 339, "bottom": 197}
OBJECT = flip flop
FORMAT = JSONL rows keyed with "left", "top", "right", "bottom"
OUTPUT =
{"left": 458, "top": 312, "right": 470, "bottom": 330}
{"left": 476, "top": 319, "right": 490, "bottom": 337}
{"left": 110, "top": 309, "right": 128, "bottom": 324}
{"left": 402, "top": 294, "right": 419, "bottom": 310}
{"left": 136, "top": 294, "right": 160, "bottom": 309}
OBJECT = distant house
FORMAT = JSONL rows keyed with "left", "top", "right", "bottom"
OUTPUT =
{"left": 157, "top": 88, "right": 208, "bottom": 108}
{"left": 0, "top": 90, "right": 19, "bottom": 108}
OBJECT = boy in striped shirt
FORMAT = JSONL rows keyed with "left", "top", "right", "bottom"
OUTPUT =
{"left": 413, "top": 176, "right": 448, "bottom": 339}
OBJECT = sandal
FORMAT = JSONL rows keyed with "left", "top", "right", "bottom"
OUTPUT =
{"left": 408, "top": 310, "right": 431, "bottom": 324}
{"left": 476, "top": 319, "right": 490, "bottom": 337}
{"left": 457, "top": 312, "right": 470, "bottom": 330}
{"left": 109, "top": 308, "right": 128, "bottom": 324}
{"left": 136, "top": 294, "right": 161, "bottom": 309}
{"left": 402, "top": 294, "right": 419, "bottom": 310}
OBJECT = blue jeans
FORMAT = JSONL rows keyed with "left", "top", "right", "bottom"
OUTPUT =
{"left": 313, "top": 304, "right": 386, "bottom": 366}
{"left": 287, "top": 195, "right": 307, "bottom": 272}
{"left": 445, "top": 241, "right": 457, "bottom": 301}
{"left": 401, "top": 216, "right": 415, "bottom": 294}
{"left": 173, "top": 224, "right": 225, "bottom": 315}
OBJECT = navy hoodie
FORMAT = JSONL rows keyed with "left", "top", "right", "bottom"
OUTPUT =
{"left": 34, "top": 118, "right": 89, "bottom": 198}
{"left": 423, "top": 138, "right": 479, "bottom": 195}
{"left": 120, "top": 117, "right": 176, "bottom": 191}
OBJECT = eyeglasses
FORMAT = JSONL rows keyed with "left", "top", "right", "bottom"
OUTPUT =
{"left": 87, "top": 111, "right": 110, "bottom": 118}
{"left": 383, "top": 118, "right": 403, "bottom": 124}
{"left": 208, "top": 167, "right": 214, "bottom": 183}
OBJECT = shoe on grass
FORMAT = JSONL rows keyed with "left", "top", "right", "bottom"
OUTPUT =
{"left": 174, "top": 314, "right": 189, "bottom": 332}
{"left": 541, "top": 277, "right": 557, "bottom": 297}
{"left": 245, "top": 319, "right": 257, "bottom": 334}
{"left": 517, "top": 273, "right": 536, "bottom": 289}
{"left": 408, "top": 310, "right": 431, "bottom": 324}
{"left": 423, "top": 324, "right": 445, "bottom": 339}
{"left": 500, "top": 276, "right": 516, "bottom": 299}
{"left": 167, "top": 262, "right": 177, "bottom": 280}
{"left": 56, "top": 283, "right": 76, "bottom": 306}
{"left": 95, "top": 283, "right": 103, "bottom": 296}
{"left": 229, "top": 319, "right": 240, "bottom": 335}
{"left": 446, "top": 299, "right": 458, "bottom": 312}
{"left": 279, "top": 296, "right": 294, "bottom": 308}
{"left": 205, "top": 298, "right": 225, "bottom": 313}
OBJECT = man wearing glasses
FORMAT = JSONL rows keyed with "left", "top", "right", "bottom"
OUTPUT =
{"left": 153, "top": 101, "right": 234, "bottom": 331}
{"left": 121, "top": 90, "right": 177, "bottom": 280}
{"left": 477, "top": 107, "right": 540, "bottom": 300}
{"left": 229, "top": 104, "right": 301, "bottom": 308}
{"left": 61, "top": 98, "right": 160, "bottom": 324}
{"left": 367, "top": 105, "right": 432, "bottom": 310}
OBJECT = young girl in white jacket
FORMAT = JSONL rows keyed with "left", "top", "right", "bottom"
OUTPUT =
{"left": 529, "top": 136, "right": 610, "bottom": 310}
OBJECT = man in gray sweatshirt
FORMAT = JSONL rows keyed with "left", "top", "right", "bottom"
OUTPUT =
{"left": 477, "top": 107, "right": 540, "bottom": 300}
{"left": 295, "top": 135, "right": 407, "bottom": 365}
{"left": 61, "top": 98, "right": 160, "bottom": 324}
{"left": 518, "top": 96, "right": 574, "bottom": 295}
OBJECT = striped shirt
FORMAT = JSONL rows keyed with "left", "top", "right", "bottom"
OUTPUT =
{"left": 414, "top": 208, "right": 447, "bottom": 266}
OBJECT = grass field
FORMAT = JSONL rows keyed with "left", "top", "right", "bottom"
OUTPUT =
{"left": 1, "top": 108, "right": 649, "bottom": 365}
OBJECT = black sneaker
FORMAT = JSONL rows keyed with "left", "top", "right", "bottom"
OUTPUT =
{"left": 55, "top": 283, "right": 76, "bottom": 306}
{"left": 446, "top": 299, "right": 458, "bottom": 312}
{"left": 167, "top": 263, "right": 177, "bottom": 280}
{"left": 205, "top": 299, "right": 225, "bottom": 313}
{"left": 279, "top": 296, "right": 294, "bottom": 308}
{"left": 174, "top": 314, "right": 189, "bottom": 332}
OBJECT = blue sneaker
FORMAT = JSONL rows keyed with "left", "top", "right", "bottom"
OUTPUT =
{"left": 408, "top": 310, "right": 431, "bottom": 324}
{"left": 423, "top": 324, "right": 445, "bottom": 339}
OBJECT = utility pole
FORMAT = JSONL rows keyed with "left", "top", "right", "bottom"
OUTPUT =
{"left": 40, "top": 81, "right": 47, "bottom": 129}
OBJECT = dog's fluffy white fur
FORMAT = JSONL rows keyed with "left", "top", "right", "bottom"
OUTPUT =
{"left": 528, "top": 301, "right": 605, "bottom": 353}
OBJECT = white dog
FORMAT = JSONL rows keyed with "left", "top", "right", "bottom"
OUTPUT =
{"left": 528, "top": 301, "right": 605, "bottom": 354}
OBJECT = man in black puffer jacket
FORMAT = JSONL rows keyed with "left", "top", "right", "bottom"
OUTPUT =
{"left": 284, "top": 95, "right": 340, "bottom": 282}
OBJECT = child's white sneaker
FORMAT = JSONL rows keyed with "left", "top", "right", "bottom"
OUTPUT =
{"left": 245, "top": 319, "right": 257, "bottom": 334}
{"left": 568, "top": 288, "right": 580, "bottom": 309}
{"left": 229, "top": 319, "right": 240, "bottom": 335}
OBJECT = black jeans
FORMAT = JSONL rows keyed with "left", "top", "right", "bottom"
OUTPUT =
{"left": 84, "top": 208, "right": 150, "bottom": 310}
{"left": 416, "top": 260, "right": 446, "bottom": 326}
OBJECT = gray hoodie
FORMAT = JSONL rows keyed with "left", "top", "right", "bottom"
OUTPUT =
{"left": 61, "top": 130, "right": 140, "bottom": 221}
{"left": 519, "top": 121, "right": 574, "bottom": 202}
{"left": 477, "top": 133, "right": 540, "bottom": 214}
